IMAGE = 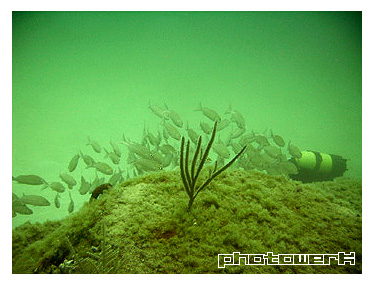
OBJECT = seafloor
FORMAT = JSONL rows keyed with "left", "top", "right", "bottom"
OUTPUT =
{"left": 12, "top": 169, "right": 362, "bottom": 273}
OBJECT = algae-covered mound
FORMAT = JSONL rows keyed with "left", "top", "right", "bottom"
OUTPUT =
{"left": 12, "top": 169, "right": 362, "bottom": 274}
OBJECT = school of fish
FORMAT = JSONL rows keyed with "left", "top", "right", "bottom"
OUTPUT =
{"left": 12, "top": 102, "right": 302, "bottom": 217}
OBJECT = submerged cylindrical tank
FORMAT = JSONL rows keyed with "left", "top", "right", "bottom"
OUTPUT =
{"left": 289, "top": 150, "right": 347, "bottom": 183}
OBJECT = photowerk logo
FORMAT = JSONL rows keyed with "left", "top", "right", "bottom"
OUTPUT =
{"left": 218, "top": 252, "right": 355, "bottom": 268}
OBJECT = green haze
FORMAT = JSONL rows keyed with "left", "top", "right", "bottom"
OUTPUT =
{"left": 12, "top": 11, "right": 361, "bottom": 228}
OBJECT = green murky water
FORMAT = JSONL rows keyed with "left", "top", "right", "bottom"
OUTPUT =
{"left": 12, "top": 12, "right": 361, "bottom": 229}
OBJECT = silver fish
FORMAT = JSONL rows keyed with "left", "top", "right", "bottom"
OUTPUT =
{"left": 12, "top": 193, "right": 33, "bottom": 215}
{"left": 12, "top": 196, "right": 33, "bottom": 215}
{"left": 239, "top": 132, "right": 256, "bottom": 145}
{"left": 109, "top": 169, "right": 124, "bottom": 186}
{"left": 196, "top": 102, "right": 221, "bottom": 122}
{"left": 49, "top": 182, "right": 65, "bottom": 193}
{"left": 162, "top": 127, "right": 169, "bottom": 142}
{"left": 228, "top": 127, "right": 246, "bottom": 140}
{"left": 12, "top": 175, "right": 47, "bottom": 187}
{"left": 288, "top": 141, "right": 302, "bottom": 159}
{"left": 229, "top": 141, "right": 243, "bottom": 154}
{"left": 263, "top": 145, "right": 282, "bottom": 159}
{"left": 91, "top": 162, "right": 113, "bottom": 175}
{"left": 161, "top": 152, "right": 174, "bottom": 168}
{"left": 68, "top": 192, "right": 74, "bottom": 213}
{"left": 134, "top": 158, "right": 163, "bottom": 172}
{"left": 226, "top": 104, "right": 245, "bottom": 128}
{"left": 87, "top": 136, "right": 102, "bottom": 153}
{"left": 163, "top": 122, "right": 181, "bottom": 141}
{"left": 266, "top": 166, "right": 283, "bottom": 176}
{"left": 78, "top": 176, "right": 91, "bottom": 195}
{"left": 122, "top": 138, "right": 153, "bottom": 159}
{"left": 59, "top": 173, "right": 77, "bottom": 189}
{"left": 165, "top": 104, "right": 183, "bottom": 128}
{"left": 68, "top": 154, "right": 80, "bottom": 172}
{"left": 217, "top": 119, "right": 231, "bottom": 131}
{"left": 20, "top": 194, "right": 50, "bottom": 206}
{"left": 200, "top": 121, "right": 212, "bottom": 135}
{"left": 110, "top": 139, "right": 122, "bottom": 157}
{"left": 54, "top": 193, "right": 60, "bottom": 209}
{"left": 186, "top": 122, "right": 200, "bottom": 144}
{"left": 150, "top": 151, "right": 163, "bottom": 165}
{"left": 147, "top": 131, "right": 161, "bottom": 147}
{"left": 90, "top": 174, "right": 105, "bottom": 194}
{"left": 254, "top": 134, "right": 270, "bottom": 148}
{"left": 159, "top": 144, "right": 176, "bottom": 155}
{"left": 80, "top": 151, "right": 96, "bottom": 166}
{"left": 212, "top": 142, "right": 231, "bottom": 159}
{"left": 148, "top": 101, "right": 169, "bottom": 120}
{"left": 270, "top": 130, "right": 285, "bottom": 147}
{"left": 280, "top": 161, "right": 298, "bottom": 175}
{"left": 104, "top": 148, "right": 120, "bottom": 165}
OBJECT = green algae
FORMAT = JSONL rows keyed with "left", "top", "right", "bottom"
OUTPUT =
{"left": 12, "top": 169, "right": 361, "bottom": 274}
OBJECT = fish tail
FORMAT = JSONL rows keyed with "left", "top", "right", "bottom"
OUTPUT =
{"left": 225, "top": 103, "right": 232, "bottom": 114}
{"left": 195, "top": 102, "right": 203, "bottom": 111}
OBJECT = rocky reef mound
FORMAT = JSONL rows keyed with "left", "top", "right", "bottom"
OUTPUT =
{"left": 12, "top": 169, "right": 361, "bottom": 273}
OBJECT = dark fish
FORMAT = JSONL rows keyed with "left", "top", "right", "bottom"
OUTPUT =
{"left": 54, "top": 193, "right": 60, "bottom": 209}
{"left": 110, "top": 139, "right": 122, "bottom": 157}
{"left": 226, "top": 104, "right": 245, "bottom": 128}
{"left": 12, "top": 175, "right": 48, "bottom": 187}
{"left": 288, "top": 141, "right": 302, "bottom": 159}
{"left": 163, "top": 122, "right": 181, "bottom": 141}
{"left": 90, "top": 183, "right": 112, "bottom": 202}
{"left": 59, "top": 173, "right": 77, "bottom": 189}
{"left": 186, "top": 122, "right": 199, "bottom": 144}
{"left": 104, "top": 148, "right": 120, "bottom": 165}
{"left": 68, "top": 192, "right": 74, "bottom": 213}
{"left": 20, "top": 194, "right": 50, "bottom": 206}
{"left": 196, "top": 102, "right": 221, "bottom": 122}
{"left": 12, "top": 193, "right": 33, "bottom": 215}
{"left": 68, "top": 154, "right": 80, "bottom": 172}
{"left": 90, "top": 162, "right": 113, "bottom": 175}
{"left": 200, "top": 121, "right": 212, "bottom": 135}
{"left": 78, "top": 176, "right": 91, "bottom": 195}
{"left": 87, "top": 136, "right": 101, "bottom": 153}
{"left": 80, "top": 151, "right": 96, "bottom": 166}
{"left": 148, "top": 101, "right": 169, "bottom": 120}
{"left": 270, "top": 130, "right": 285, "bottom": 147}
{"left": 165, "top": 104, "right": 183, "bottom": 128}
{"left": 48, "top": 182, "right": 66, "bottom": 193}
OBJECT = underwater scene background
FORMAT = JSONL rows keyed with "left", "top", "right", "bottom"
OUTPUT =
{"left": 12, "top": 11, "right": 362, "bottom": 273}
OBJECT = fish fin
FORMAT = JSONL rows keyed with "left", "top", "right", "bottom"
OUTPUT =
{"left": 270, "top": 129, "right": 274, "bottom": 138}
{"left": 225, "top": 103, "right": 232, "bottom": 114}
{"left": 103, "top": 148, "right": 109, "bottom": 158}
{"left": 41, "top": 183, "right": 49, "bottom": 190}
